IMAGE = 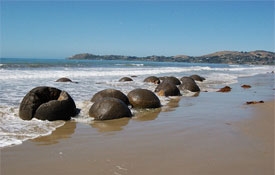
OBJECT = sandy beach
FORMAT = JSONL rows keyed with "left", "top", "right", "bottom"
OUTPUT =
{"left": 1, "top": 74, "right": 274, "bottom": 175}
{"left": 1, "top": 1, "right": 274, "bottom": 174}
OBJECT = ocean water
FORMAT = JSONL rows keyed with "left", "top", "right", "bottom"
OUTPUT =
{"left": 0, "top": 58, "right": 274, "bottom": 148}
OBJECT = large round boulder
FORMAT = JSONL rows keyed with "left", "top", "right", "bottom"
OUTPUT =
{"left": 162, "top": 76, "right": 181, "bottom": 85}
{"left": 19, "top": 86, "right": 77, "bottom": 121}
{"left": 55, "top": 77, "right": 72, "bottom": 82}
{"left": 127, "top": 88, "right": 161, "bottom": 108}
{"left": 179, "top": 77, "right": 200, "bottom": 92}
{"left": 89, "top": 97, "right": 132, "bottom": 120}
{"left": 190, "top": 74, "right": 205, "bottom": 82}
{"left": 143, "top": 76, "right": 160, "bottom": 84}
{"left": 91, "top": 89, "right": 129, "bottom": 105}
{"left": 155, "top": 82, "right": 181, "bottom": 96}
{"left": 119, "top": 77, "right": 133, "bottom": 82}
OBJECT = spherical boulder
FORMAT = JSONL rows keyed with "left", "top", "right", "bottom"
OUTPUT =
{"left": 127, "top": 88, "right": 161, "bottom": 108}
{"left": 155, "top": 82, "right": 181, "bottom": 96}
{"left": 91, "top": 89, "right": 129, "bottom": 105}
{"left": 179, "top": 77, "right": 200, "bottom": 92}
{"left": 19, "top": 86, "right": 77, "bottom": 121}
{"left": 190, "top": 74, "right": 205, "bottom": 82}
{"left": 119, "top": 77, "right": 133, "bottom": 82}
{"left": 143, "top": 76, "right": 160, "bottom": 84}
{"left": 162, "top": 76, "right": 181, "bottom": 85}
{"left": 158, "top": 76, "right": 166, "bottom": 81}
{"left": 180, "top": 76, "right": 196, "bottom": 82}
{"left": 89, "top": 97, "right": 132, "bottom": 120}
{"left": 56, "top": 77, "right": 72, "bottom": 82}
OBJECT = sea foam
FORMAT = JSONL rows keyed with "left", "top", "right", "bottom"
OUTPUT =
{"left": 0, "top": 106, "right": 65, "bottom": 148}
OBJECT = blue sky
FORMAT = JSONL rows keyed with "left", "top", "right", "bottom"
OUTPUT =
{"left": 1, "top": 1, "right": 274, "bottom": 58}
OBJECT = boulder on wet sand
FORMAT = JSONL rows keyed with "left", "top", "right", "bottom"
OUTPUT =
{"left": 179, "top": 77, "right": 200, "bottom": 92}
{"left": 91, "top": 88, "right": 129, "bottom": 105}
{"left": 19, "top": 86, "right": 77, "bottom": 121}
{"left": 143, "top": 76, "right": 160, "bottom": 84}
{"left": 162, "top": 76, "right": 181, "bottom": 85}
{"left": 127, "top": 88, "right": 161, "bottom": 108}
{"left": 155, "top": 82, "right": 181, "bottom": 96}
{"left": 89, "top": 97, "right": 132, "bottom": 120}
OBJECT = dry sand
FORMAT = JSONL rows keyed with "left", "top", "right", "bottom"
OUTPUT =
{"left": 1, "top": 98, "right": 274, "bottom": 175}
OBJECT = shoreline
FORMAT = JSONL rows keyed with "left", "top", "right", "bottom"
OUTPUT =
{"left": 1, "top": 74, "right": 274, "bottom": 175}
{"left": 68, "top": 50, "right": 275, "bottom": 65}
{"left": 1, "top": 101, "right": 274, "bottom": 175}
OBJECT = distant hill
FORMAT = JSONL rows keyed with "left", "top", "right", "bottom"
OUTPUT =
{"left": 68, "top": 50, "right": 275, "bottom": 65}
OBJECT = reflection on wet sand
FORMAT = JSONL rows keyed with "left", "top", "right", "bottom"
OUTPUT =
{"left": 161, "top": 96, "right": 181, "bottom": 112}
{"left": 132, "top": 108, "right": 161, "bottom": 121}
{"left": 30, "top": 96, "right": 182, "bottom": 141}
{"left": 91, "top": 117, "right": 130, "bottom": 132}
{"left": 31, "top": 121, "right": 76, "bottom": 145}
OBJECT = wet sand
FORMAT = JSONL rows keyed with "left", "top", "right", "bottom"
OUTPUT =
{"left": 1, "top": 75, "right": 274, "bottom": 175}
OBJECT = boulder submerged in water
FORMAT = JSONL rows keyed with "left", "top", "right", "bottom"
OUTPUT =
{"left": 119, "top": 77, "right": 133, "bottom": 82}
{"left": 55, "top": 77, "right": 78, "bottom": 84}
{"left": 190, "top": 74, "right": 205, "bottom": 82}
{"left": 19, "top": 86, "right": 77, "bottom": 121}
{"left": 55, "top": 77, "right": 72, "bottom": 82}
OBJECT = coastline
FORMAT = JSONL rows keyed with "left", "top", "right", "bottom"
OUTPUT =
{"left": 1, "top": 73, "right": 274, "bottom": 175}
{"left": 67, "top": 50, "right": 275, "bottom": 65}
